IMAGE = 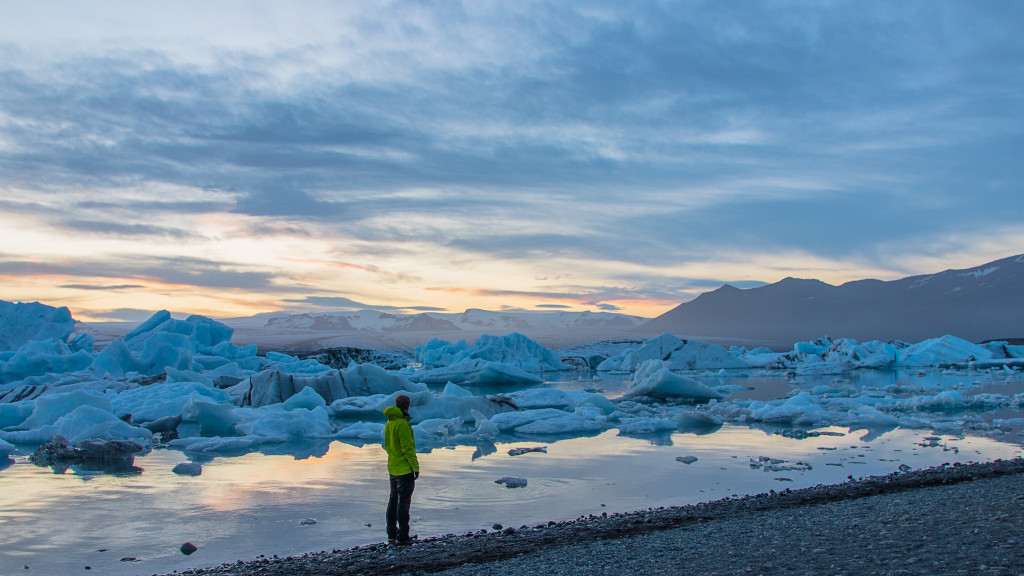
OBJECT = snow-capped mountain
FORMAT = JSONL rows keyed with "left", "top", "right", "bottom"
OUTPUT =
{"left": 219, "top": 308, "right": 651, "bottom": 351}
{"left": 643, "top": 254, "right": 1024, "bottom": 346}
{"left": 257, "top": 308, "right": 646, "bottom": 334}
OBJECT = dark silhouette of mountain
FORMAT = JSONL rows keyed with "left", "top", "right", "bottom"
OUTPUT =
{"left": 642, "top": 254, "right": 1024, "bottom": 345}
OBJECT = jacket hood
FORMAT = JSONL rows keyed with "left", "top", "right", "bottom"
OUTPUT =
{"left": 383, "top": 405, "right": 409, "bottom": 420}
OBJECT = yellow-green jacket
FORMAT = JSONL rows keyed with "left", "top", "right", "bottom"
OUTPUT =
{"left": 383, "top": 405, "right": 419, "bottom": 476}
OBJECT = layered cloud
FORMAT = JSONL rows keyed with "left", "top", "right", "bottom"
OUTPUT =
{"left": 1, "top": 1, "right": 1022, "bottom": 320}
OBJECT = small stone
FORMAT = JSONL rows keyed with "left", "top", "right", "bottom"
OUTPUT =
{"left": 492, "top": 523, "right": 503, "bottom": 530}
{"left": 508, "top": 446, "right": 547, "bottom": 456}
{"left": 495, "top": 477, "right": 527, "bottom": 488}
{"left": 180, "top": 542, "right": 198, "bottom": 555}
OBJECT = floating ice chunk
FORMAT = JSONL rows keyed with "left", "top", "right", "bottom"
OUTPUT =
{"left": 500, "top": 389, "right": 615, "bottom": 414}
{"left": 410, "top": 359, "right": 543, "bottom": 386}
{"left": 0, "top": 301, "right": 76, "bottom": 352}
{"left": 88, "top": 333, "right": 196, "bottom": 378}
{"left": 838, "top": 403, "right": 898, "bottom": 429}
{"left": 732, "top": 346, "right": 783, "bottom": 367}
{"left": 622, "top": 360, "right": 725, "bottom": 402}
{"left": 1, "top": 339, "right": 93, "bottom": 383}
{"left": 235, "top": 405, "right": 334, "bottom": 439}
{"left": 170, "top": 435, "right": 268, "bottom": 455}
{"left": 88, "top": 338, "right": 144, "bottom": 378}
{"left": 415, "top": 338, "right": 470, "bottom": 367}
{"left": 574, "top": 405, "right": 609, "bottom": 423}
{"left": 597, "top": 333, "right": 747, "bottom": 371}
{"left": 895, "top": 335, "right": 995, "bottom": 367}
{"left": 416, "top": 333, "right": 567, "bottom": 372}
{"left": 109, "top": 381, "right": 232, "bottom": 425}
{"left": 746, "top": 392, "right": 831, "bottom": 427}
{"left": 182, "top": 397, "right": 239, "bottom": 437}
{"left": 282, "top": 386, "right": 328, "bottom": 411}
{"left": 982, "top": 342, "right": 1024, "bottom": 359}
{"left": 165, "top": 367, "right": 214, "bottom": 387}
{"left": 844, "top": 340, "right": 899, "bottom": 368}
{"left": 124, "top": 311, "right": 234, "bottom": 351}
{"left": 2, "top": 404, "right": 151, "bottom": 445}
{"left": 441, "top": 382, "right": 474, "bottom": 397}
{"left": 471, "top": 409, "right": 499, "bottom": 437}
{"left": 414, "top": 417, "right": 463, "bottom": 438}
{"left": 243, "top": 364, "right": 427, "bottom": 407}
{"left": 335, "top": 421, "right": 384, "bottom": 439}
{"left": 616, "top": 417, "right": 678, "bottom": 435}
{"left": 890, "top": 390, "right": 1009, "bottom": 413}
{"left": 264, "top": 351, "right": 333, "bottom": 375}
{"left": 0, "top": 401, "right": 34, "bottom": 429}
{"left": 490, "top": 408, "right": 605, "bottom": 435}
{"left": 18, "top": 389, "right": 112, "bottom": 430}
{"left": 666, "top": 409, "right": 723, "bottom": 432}
{"left": 416, "top": 395, "right": 517, "bottom": 423}
{"left": 676, "top": 455, "right": 698, "bottom": 464}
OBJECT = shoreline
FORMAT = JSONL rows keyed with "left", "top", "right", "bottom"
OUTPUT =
{"left": 164, "top": 457, "right": 1024, "bottom": 576}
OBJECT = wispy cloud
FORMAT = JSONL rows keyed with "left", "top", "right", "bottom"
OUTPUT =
{"left": 1, "top": 1, "right": 1022, "bottom": 318}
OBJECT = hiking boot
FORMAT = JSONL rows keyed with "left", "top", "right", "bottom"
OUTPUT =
{"left": 395, "top": 535, "right": 417, "bottom": 545}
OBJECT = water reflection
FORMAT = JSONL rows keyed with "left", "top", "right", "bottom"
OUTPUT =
{"left": 1, "top": 367, "right": 1023, "bottom": 576}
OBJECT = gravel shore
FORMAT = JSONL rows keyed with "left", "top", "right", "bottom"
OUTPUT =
{"left": 166, "top": 459, "right": 1024, "bottom": 576}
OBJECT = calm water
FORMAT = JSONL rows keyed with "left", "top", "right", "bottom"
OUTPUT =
{"left": 2, "top": 369, "right": 1022, "bottom": 576}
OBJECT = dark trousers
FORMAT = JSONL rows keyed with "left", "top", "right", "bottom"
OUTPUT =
{"left": 386, "top": 473, "right": 416, "bottom": 540}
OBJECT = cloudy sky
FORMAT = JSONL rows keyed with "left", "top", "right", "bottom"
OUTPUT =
{"left": 1, "top": 1, "right": 1022, "bottom": 322}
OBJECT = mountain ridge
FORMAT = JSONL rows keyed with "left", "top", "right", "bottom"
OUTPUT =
{"left": 643, "top": 254, "right": 1024, "bottom": 346}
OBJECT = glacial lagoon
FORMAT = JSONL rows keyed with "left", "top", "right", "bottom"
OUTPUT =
{"left": 2, "top": 368, "right": 1023, "bottom": 576}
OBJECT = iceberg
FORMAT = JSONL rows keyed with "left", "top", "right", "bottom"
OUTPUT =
{"left": 597, "top": 333, "right": 748, "bottom": 371}
{"left": 234, "top": 404, "right": 335, "bottom": 439}
{"left": 489, "top": 408, "right": 605, "bottom": 435}
{"left": 621, "top": 359, "right": 725, "bottom": 402}
{"left": 895, "top": 335, "right": 996, "bottom": 367}
{"left": 2, "top": 404, "right": 151, "bottom": 445}
{"left": 416, "top": 333, "right": 567, "bottom": 372}
{"left": 0, "top": 301, "right": 76, "bottom": 352}
{"left": 499, "top": 388, "right": 615, "bottom": 414}
{"left": 409, "top": 358, "right": 543, "bottom": 386}
{"left": 1, "top": 339, "right": 93, "bottom": 383}
{"left": 241, "top": 364, "right": 427, "bottom": 407}
{"left": 109, "top": 381, "right": 233, "bottom": 425}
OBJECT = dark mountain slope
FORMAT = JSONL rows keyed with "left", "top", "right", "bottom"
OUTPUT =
{"left": 642, "top": 254, "right": 1024, "bottom": 345}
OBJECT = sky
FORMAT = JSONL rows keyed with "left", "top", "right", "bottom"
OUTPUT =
{"left": 1, "top": 1, "right": 1022, "bottom": 322}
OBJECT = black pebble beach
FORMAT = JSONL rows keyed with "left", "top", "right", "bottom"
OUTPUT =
{"left": 163, "top": 458, "right": 1024, "bottom": 576}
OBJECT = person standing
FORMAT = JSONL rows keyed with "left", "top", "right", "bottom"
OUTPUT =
{"left": 383, "top": 394, "right": 419, "bottom": 544}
